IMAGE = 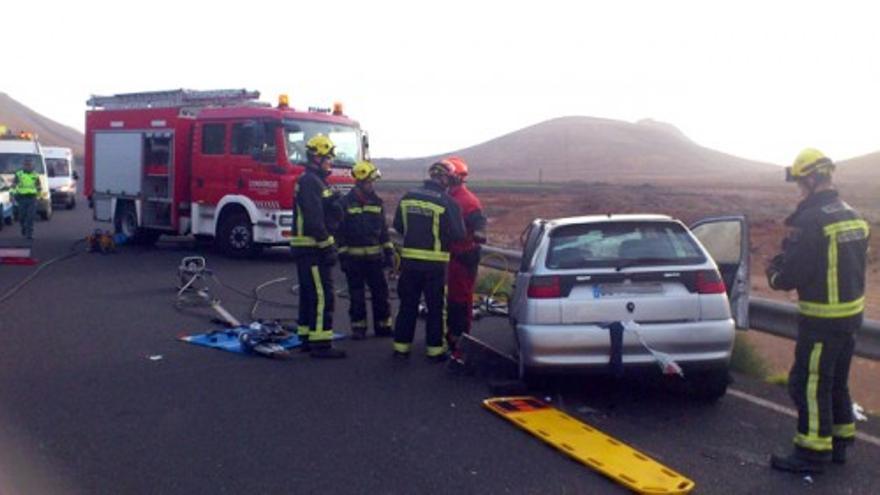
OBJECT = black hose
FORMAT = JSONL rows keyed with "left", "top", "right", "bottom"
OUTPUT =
{"left": 0, "top": 239, "right": 85, "bottom": 306}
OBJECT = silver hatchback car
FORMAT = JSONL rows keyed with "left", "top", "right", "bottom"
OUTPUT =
{"left": 509, "top": 214, "right": 750, "bottom": 400}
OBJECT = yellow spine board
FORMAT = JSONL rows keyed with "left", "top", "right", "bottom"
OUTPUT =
{"left": 483, "top": 397, "right": 695, "bottom": 495}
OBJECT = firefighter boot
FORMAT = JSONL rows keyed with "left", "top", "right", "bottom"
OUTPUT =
{"left": 832, "top": 439, "right": 850, "bottom": 464}
{"left": 770, "top": 447, "right": 830, "bottom": 474}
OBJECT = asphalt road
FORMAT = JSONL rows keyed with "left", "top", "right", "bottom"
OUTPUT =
{"left": 1, "top": 200, "right": 879, "bottom": 494}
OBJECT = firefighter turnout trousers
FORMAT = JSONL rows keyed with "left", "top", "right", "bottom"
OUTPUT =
{"left": 789, "top": 326, "right": 856, "bottom": 453}
{"left": 345, "top": 259, "right": 392, "bottom": 334}
{"left": 393, "top": 268, "right": 447, "bottom": 357}
{"left": 296, "top": 255, "right": 335, "bottom": 347}
{"left": 447, "top": 248, "right": 480, "bottom": 347}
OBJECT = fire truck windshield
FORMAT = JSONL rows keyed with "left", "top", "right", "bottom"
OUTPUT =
{"left": 0, "top": 153, "right": 46, "bottom": 175}
{"left": 283, "top": 119, "right": 360, "bottom": 168}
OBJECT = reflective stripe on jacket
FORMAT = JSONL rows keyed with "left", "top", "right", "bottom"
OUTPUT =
{"left": 290, "top": 168, "right": 342, "bottom": 254}
{"left": 393, "top": 180, "right": 465, "bottom": 270}
{"left": 14, "top": 170, "right": 40, "bottom": 196}
{"left": 337, "top": 188, "right": 393, "bottom": 260}
{"left": 769, "top": 190, "right": 869, "bottom": 330}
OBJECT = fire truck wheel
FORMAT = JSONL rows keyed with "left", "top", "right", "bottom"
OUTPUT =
{"left": 115, "top": 203, "right": 159, "bottom": 245}
{"left": 218, "top": 211, "right": 257, "bottom": 258}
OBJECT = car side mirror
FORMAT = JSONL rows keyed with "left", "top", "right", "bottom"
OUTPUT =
{"left": 73, "top": 171, "right": 80, "bottom": 180}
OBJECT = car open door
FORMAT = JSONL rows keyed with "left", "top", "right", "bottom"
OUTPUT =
{"left": 690, "top": 216, "right": 750, "bottom": 329}
{"left": 510, "top": 219, "right": 545, "bottom": 324}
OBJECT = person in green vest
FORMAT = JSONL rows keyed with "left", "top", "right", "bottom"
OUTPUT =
{"left": 13, "top": 157, "right": 42, "bottom": 240}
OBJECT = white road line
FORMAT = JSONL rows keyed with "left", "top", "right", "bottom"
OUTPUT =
{"left": 729, "top": 388, "right": 880, "bottom": 449}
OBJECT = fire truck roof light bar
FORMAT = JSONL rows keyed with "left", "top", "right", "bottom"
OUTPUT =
{"left": 87, "top": 89, "right": 262, "bottom": 110}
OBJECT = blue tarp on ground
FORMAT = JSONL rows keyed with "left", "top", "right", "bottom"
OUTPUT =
{"left": 179, "top": 327, "right": 344, "bottom": 355}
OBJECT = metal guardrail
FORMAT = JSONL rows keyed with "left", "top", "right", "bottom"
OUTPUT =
{"left": 479, "top": 245, "right": 880, "bottom": 360}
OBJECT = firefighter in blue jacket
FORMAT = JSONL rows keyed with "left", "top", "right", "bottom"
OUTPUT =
{"left": 337, "top": 161, "right": 395, "bottom": 340}
{"left": 290, "top": 134, "right": 345, "bottom": 359}
{"left": 767, "top": 149, "right": 870, "bottom": 473}
{"left": 391, "top": 161, "right": 466, "bottom": 361}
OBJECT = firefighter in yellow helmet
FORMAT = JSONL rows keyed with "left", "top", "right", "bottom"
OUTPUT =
{"left": 767, "top": 148, "right": 870, "bottom": 473}
{"left": 337, "top": 161, "right": 395, "bottom": 340}
{"left": 290, "top": 134, "right": 346, "bottom": 358}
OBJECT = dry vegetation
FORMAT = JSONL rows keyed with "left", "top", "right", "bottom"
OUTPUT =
{"left": 380, "top": 178, "right": 879, "bottom": 320}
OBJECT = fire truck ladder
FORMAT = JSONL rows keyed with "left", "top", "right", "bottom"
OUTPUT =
{"left": 86, "top": 89, "right": 262, "bottom": 109}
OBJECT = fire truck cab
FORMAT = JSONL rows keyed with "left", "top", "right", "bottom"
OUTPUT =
{"left": 84, "top": 89, "right": 363, "bottom": 256}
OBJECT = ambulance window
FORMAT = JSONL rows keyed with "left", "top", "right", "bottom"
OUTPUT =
{"left": 202, "top": 124, "right": 226, "bottom": 155}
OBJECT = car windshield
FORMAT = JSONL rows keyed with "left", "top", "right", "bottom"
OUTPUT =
{"left": 0, "top": 153, "right": 46, "bottom": 175}
{"left": 546, "top": 221, "right": 706, "bottom": 269}
{"left": 283, "top": 119, "right": 361, "bottom": 168}
{"left": 46, "top": 158, "right": 70, "bottom": 177}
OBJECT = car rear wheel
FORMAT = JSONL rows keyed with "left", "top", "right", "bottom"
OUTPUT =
{"left": 685, "top": 367, "right": 730, "bottom": 402}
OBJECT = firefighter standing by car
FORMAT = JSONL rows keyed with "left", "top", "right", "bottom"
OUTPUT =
{"left": 290, "top": 134, "right": 346, "bottom": 359}
{"left": 766, "top": 148, "right": 870, "bottom": 473}
{"left": 337, "top": 161, "right": 395, "bottom": 340}
{"left": 444, "top": 157, "right": 488, "bottom": 359}
{"left": 12, "top": 157, "right": 41, "bottom": 240}
{"left": 392, "top": 161, "right": 466, "bottom": 361}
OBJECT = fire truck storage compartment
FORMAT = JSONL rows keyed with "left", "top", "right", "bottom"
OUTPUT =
{"left": 94, "top": 132, "right": 143, "bottom": 195}
{"left": 142, "top": 132, "right": 173, "bottom": 227}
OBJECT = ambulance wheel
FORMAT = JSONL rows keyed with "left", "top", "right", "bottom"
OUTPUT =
{"left": 67, "top": 197, "right": 76, "bottom": 210}
{"left": 39, "top": 204, "right": 52, "bottom": 221}
{"left": 217, "top": 211, "right": 257, "bottom": 258}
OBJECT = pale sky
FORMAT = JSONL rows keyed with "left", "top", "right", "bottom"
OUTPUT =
{"left": 3, "top": 0, "right": 878, "bottom": 164}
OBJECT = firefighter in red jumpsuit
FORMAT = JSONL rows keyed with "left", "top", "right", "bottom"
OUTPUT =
{"left": 444, "top": 157, "right": 487, "bottom": 358}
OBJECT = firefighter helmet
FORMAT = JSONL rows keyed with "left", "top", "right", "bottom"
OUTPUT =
{"left": 306, "top": 134, "right": 336, "bottom": 158}
{"left": 787, "top": 148, "right": 835, "bottom": 182}
{"left": 428, "top": 160, "right": 454, "bottom": 179}
{"left": 351, "top": 161, "right": 381, "bottom": 181}
{"left": 445, "top": 156, "right": 469, "bottom": 180}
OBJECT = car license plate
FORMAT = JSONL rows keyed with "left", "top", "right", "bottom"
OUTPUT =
{"left": 598, "top": 283, "right": 663, "bottom": 296}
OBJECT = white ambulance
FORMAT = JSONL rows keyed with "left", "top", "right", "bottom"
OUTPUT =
{"left": 43, "top": 146, "right": 78, "bottom": 209}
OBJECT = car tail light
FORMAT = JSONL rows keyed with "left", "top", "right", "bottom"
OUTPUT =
{"left": 527, "top": 275, "right": 562, "bottom": 298}
{"left": 696, "top": 270, "right": 726, "bottom": 294}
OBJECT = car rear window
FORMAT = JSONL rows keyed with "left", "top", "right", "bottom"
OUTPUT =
{"left": 545, "top": 221, "right": 706, "bottom": 269}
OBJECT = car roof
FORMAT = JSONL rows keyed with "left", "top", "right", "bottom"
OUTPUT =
{"left": 544, "top": 214, "right": 677, "bottom": 228}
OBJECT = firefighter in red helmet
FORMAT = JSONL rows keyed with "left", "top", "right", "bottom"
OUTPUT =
{"left": 443, "top": 157, "right": 487, "bottom": 359}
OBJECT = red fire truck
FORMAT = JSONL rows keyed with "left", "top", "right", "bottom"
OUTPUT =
{"left": 84, "top": 89, "right": 364, "bottom": 256}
